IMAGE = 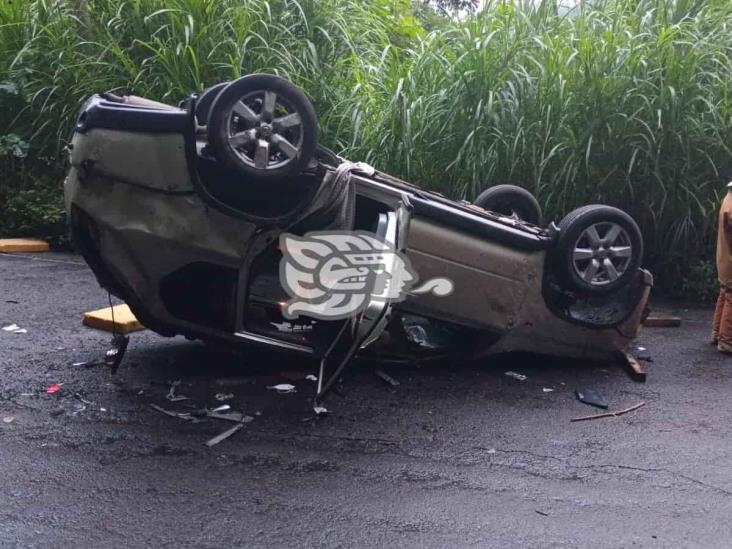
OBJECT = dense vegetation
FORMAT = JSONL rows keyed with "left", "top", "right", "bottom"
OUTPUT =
{"left": 2, "top": 0, "right": 732, "bottom": 295}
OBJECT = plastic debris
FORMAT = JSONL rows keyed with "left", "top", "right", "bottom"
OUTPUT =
{"left": 637, "top": 346, "right": 647, "bottom": 352}
{"left": 504, "top": 371, "right": 527, "bottom": 381}
{"left": 2, "top": 324, "right": 20, "bottom": 331}
{"left": 205, "top": 422, "right": 245, "bottom": 448}
{"left": 210, "top": 404, "right": 231, "bottom": 413}
{"left": 375, "top": 369, "right": 400, "bottom": 387}
{"left": 46, "top": 384, "right": 62, "bottom": 394}
{"left": 149, "top": 403, "right": 198, "bottom": 422}
{"left": 215, "top": 392, "right": 234, "bottom": 401}
{"left": 575, "top": 388, "right": 608, "bottom": 409}
{"left": 72, "top": 361, "right": 87, "bottom": 367}
{"left": 313, "top": 406, "right": 328, "bottom": 416}
{"left": 3, "top": 416, "right": 14, "bottom": 424}
{"left": 305, "top": 374, "right": 318, "bottom": 382}
{"left": 267, "top": 383, "right": 296, "bottom": 394}
{"left": 542, "top": 387, "right": 554, "bottom": 393}
{"left": 13, "top": 329, "right": 27, "bottom": 334}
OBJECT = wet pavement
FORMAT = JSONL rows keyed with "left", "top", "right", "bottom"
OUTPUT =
{"left": 1, "top": 252, "right": 731, "bottom": 547}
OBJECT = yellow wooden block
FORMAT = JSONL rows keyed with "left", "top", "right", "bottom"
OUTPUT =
{"left": 83, "top": 304, "right": 145, "bottom": 334}
{"left": 0, "top": 238, "right": 50, "bottom": 253}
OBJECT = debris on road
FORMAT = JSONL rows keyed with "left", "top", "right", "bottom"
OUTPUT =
{"left": 542, "top": 387, "right": 554, "bottom": 393}
{"left": 504, "top": 371, "right": 527, "bottom": 381}
{"left": 74, "top": 393, "right": 92, "bottom": 405}
{"left": 571, "top": 401, "right": 646, "bottom": 422}
{"left": 2, "top": 323, "right": 26, "bottom": 334}
{"left": 306, "top": 374, "right": 318, "bottom": 382}
{"left": 267, "top": 383, "right": 296, "bottom": 394}
{"left": 313, "top": 406, "right": 328, "bottom": 416}
{"left": 83, "top": 303, "right": 145, "bottom": 334}
{"left": 149, "top": 403, "right": 198, "bottom": 422}
{"left": 73, "top": 360, "right": 105, "bottom": 368}
{"left": 618, "top": 350, "right": 647, "bottom": 382}
{"left": 46, "top": 384, "right": 62, "bottom": 394}
{"left": 166, "top": 380, "right": 190, "bottom": 402}
{"left": 643, "top": 314, "right": 681, "bottom": 328}
{"left": 214, "top": 392, "right": 233, "bottom": 401}
{"left": 375, "top": 369, "right": 400, "bottom": 387}
{"left": 207, "top": 411, "right": 252, "bottom": 423}
{"left": 535, "top": 510, "right": 550, "bottom": 517}
{"left": 0, "top": 238, "right": 49, "bottom": 253}
{"left": 3, "top": 416, "right": 14, "bottom": 424}
{"left": 205, "top": 421, "right": 246, "bottom": 448}
{"left": 575, "top": 388, "right": 608, "bottom": 410}
{"left": 210, "top": 404, "right": 231, "bottom": 413}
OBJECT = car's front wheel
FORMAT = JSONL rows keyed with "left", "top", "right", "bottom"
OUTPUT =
{"left": 554, "top": 205, "right": 643, "bottom": 295}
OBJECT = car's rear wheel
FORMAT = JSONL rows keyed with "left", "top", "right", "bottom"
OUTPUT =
{"left": 473, "top": 184, "right": 543, "bottom": 226}
{"left": 554, "top": 205, "right": 642, "bottom": 295}
{"left": 207, "top": 74, "right": 318, "bottom": 181}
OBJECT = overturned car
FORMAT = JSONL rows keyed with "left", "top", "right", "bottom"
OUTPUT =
{"left": 65, "top": 74, "right": 652, "bottom": 402}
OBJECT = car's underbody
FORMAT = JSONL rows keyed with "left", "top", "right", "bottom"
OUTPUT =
{"left": 65, "top": 75, "right": 652, "bottom": 402}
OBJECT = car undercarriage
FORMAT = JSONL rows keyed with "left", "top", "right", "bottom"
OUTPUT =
{"left": 65, "top": 74, "right": 652, "bottom": 403}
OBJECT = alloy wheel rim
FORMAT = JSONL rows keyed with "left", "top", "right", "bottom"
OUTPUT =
{"left": 226, "top": 90, "right": 304, "bottom": 170}
{"left": 571, "top": 221, "right": 632, "bottom": 286}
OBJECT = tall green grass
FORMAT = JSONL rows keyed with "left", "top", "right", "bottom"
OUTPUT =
{"left": 2, "top": 0, "right": 732, "bottom": 292}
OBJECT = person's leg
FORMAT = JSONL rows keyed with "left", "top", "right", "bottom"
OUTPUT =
{"left": 718, "top": 287, "right": 732, "bottom": 353}
{"left": 712, "top": 286, "right": 725, "bottom": 344}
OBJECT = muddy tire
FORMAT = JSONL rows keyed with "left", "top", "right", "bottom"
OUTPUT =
{"left": 473, "top": 184, "right": 543, "bottom": 226}
{"left": 207, "top": 74, "right": 318, "bottom": 181}
{"left": 554, "top": 205, "right": 643, "bottom": 295}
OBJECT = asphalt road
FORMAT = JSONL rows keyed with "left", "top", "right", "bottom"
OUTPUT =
{"left": 2, "top": 252, "right": 732, "bottom": 548}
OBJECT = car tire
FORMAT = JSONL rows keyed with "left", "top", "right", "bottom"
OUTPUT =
{"left": 473, "top": 184, "right": 543, "bottom": 226}
{"left": 207, "top": 74, "right": 318, "bottom": 181}
{"left": 195, "top": 81, "right": 229, "bottom": 126}
{"left": 554, "top": 205, "right": 643, "bottom": 295}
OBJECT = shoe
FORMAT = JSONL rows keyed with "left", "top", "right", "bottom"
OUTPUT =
{"left": 718, "top": 340, "right": 732, "bottom": 354}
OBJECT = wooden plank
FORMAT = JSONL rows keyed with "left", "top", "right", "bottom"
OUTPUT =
{"left": 618, "top": 350, "right": 647, "bottom": 382}
{"left": 0, "top": 238, "right": 50, "bottom": 253}
{"left": 83, "top": 304, "right": 145, "bottom": 334}
{"left": 643, "top": 314, "right": 681, "bottom": 328}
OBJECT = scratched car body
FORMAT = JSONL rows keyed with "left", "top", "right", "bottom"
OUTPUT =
{"left": 65, "top": 74, "right": 652, "bottom": 401}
